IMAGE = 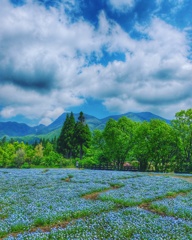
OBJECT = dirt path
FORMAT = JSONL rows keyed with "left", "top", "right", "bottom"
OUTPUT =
{"left": 82, "top": 186, "right": 121, "bottom": 200}
{"left": 3, "top": 187, "right": 121, "bottom": 239}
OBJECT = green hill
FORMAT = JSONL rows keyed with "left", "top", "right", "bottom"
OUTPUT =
{"left": 0, "top": 112, "right": 170, "bottom": 143}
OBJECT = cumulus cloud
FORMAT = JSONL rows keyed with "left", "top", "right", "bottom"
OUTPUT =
{"left": 76, "top": 18, "right": 192, "bottom": 118}
{"left": 0, "top": 0, "right": 191, "bottom": 123}
{"left": 0, "top": 107, "right": 15, "bottom": 119}
{"left": 0, "top": 0, "right": 101, "bottom": 93}
{"left": 0, "top": 84, "right": 83, "bottom": 125}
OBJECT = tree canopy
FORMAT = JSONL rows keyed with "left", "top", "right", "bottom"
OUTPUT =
{"left": 0, "top": 108, "right": 191, "bottom": 173}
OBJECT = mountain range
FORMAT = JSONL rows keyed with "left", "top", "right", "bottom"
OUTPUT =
{"left": 0, "top": 112, "right": 171, "bottom": 143}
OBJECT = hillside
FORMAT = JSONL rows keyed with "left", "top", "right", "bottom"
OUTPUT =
{"left": 0, "top": 122, "right": 46, "bottom": 137}
{"left": 0, "top": 112, "right": 171, "bottom": 142}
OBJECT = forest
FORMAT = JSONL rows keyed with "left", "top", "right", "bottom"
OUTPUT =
{"left": 0, "top": 109, "right": 191, "bottom": 173}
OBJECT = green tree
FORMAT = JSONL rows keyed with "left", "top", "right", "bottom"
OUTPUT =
{"left": 0, "top": 146, "right": 6, "bottom": 167}
{"left": 74, "top": 112, "right": 91, "bottom": 159}
{"left": 25, "top": 145, "right": 35, "bottom": 167}
{"left": 57, "top": 112, "right": 75, "bottom": 158}
{"left": 41, "top": 142, "right": 57, "bottom": 167}
{"left": 103, "top": 117, "right": 136, "bottom": 170}
{"left": 92, "top": 129, "right": 105, "bottom": 151}
{"left": 91, "top": 129, "right": 108, "bottom": 165}
{"left": 14, "top": 148, "right": 25, "bottom": 168}
{"left": 132, "top": 121, "right": 150, "bottom": 171}
{"left": 33, "top": 143, "right": 43, "bottom": 165}
{"left": 43, "top": 142, "right": 54, "bottom": 156}
{"left": 4, "top": 143, "right": 16, "bottom": 168}
{"left": 51, "top": 136, "right": 57, "bottom": 151}
{"left": 146, "top": 119, "right": 177, "bottom": 172}
{"left": 1, "top": 136, "right": 7, "bottom": 144}
{"left": 172, "top": 108, "right": 192, "bottom": 172}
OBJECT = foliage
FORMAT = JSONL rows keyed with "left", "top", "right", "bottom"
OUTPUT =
{"left": 103, "top": 117, "right": 137, "bottom": 169}
{"left": 0, "top": 139, "right": 69, "bottom": 168}
{"left": 57, "top": 112, "right": 75, "bottom": 158}
{"left": 0, "top": 108, "right": 191, "bottom": 172}
{"left": 91, "top": 108, "right": 192, "bottom": 173}
{"left": 135, "top": 119, "right": 177, "bottom": 172}
{"left": 56, "top": 111, "right": 91, "bottom": 160}
{"left": 172, "top": 108, "right": 192, "bottom": 172}
{"left": 73, "top": 112, "right": 91, "bottom": 159}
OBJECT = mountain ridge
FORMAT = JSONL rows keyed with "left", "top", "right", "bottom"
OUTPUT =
{"left": 0, "top": 112, "right": 171, "bottom": 141}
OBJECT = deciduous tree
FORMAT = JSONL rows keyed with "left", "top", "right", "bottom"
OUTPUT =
{"left": 103, "top": 117, "right": 136, "bottom": 169}
{"left": 172, "top": 108, "right": 192, "bottom": 172}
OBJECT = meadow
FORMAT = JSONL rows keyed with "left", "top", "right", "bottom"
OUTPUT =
{"left": 0, "top": 169, "right": 192, "bottom": 240}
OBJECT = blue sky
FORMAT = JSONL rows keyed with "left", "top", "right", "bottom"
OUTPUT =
{"left": 0, "top": 0, "right": 191, "bottom": 125}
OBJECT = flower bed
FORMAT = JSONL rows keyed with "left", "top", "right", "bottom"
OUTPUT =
{"left": 0, "top": 169, "right": 191, "bottom": 239}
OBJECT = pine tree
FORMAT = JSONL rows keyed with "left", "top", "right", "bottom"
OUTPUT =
{"left": 74, "top": 112, "right": 91, "bottom": 159}
{"left": 57, "top": 112, "right": 75, "bottom": 158}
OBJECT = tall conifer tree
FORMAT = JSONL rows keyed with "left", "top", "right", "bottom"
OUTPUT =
{"left": 57, "top": 112, "right": 75, "bottom": 158}
{"left": 74, "top": 111, "right": 91, "bottom": 159}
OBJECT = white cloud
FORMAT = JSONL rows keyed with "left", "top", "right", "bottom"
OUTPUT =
{"left": 76, "top": 18, "right": 192, "bottom": 119}
{"left": 43, "top": 107, "right": 64, "bottom": 119}
{"left": 38, "top": 107, "right": 64, "bottom": 126}
{"left": 0, "top": 107, "right": 15, "bottom": 119}
{"left": 0, "top": 84, "right": 84, "bottom": 123}
{"left": 0, "top": 0, "right": 102, "bottom": 92}
{"left": 107, "top": 0, "right": 136, "bottom": 12}
{"left": 39, "top": 118, "right": 53, "bottom": 126}
{"left": 0, "top": 0, "right": 191, "bottom": 123}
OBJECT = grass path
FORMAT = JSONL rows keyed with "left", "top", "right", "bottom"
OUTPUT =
{"left": 139, "top": 189, "right": 192, "bottom": 217}
{"left": 172, "top": 176, "right": 192, "bottom": 183}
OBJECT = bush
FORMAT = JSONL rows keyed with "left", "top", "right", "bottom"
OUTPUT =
{"left": 80, "top": 157, "right": 98, "bottom": 167}
{"left": 21, "top": 162, "right": 31, "bottom": 169}
{"left": 131, "top": 160, "right": 139, "bottom": 168}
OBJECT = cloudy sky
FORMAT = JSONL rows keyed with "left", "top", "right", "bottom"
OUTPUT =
{"left": 0, "top": 0, "right": 191, "bottom": 125}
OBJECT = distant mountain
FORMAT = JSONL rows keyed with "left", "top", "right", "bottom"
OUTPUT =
{"left": 35, "top": 113, "right": 100, "bottom": 134}
{"left": 0, "top": 122, "right": 45, "bottom": 137}
{"left": 0, "top": 112, "right": 171, "bottom": 141}
{"left": 91, "top": 112, "right": 170, "bottom": 130}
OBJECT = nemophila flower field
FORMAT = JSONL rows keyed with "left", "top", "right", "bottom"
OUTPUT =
{"left": 150, "top": 191, "right": 192, "bottom": 220}
{"left": 0, "top": 169, "right": 192, "bottom": 239}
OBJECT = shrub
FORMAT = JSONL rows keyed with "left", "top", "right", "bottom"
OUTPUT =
{"left": 21, "top": 162, "right": 31, "bottom": 169}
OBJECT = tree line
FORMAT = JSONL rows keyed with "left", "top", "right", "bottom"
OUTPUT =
{"left": 0, "top": 137, "right": 65, "bottom": 168}
{"left": 0, "top": 109, "right": 191, "bottom": 173}
{"left": 0, "top": 111, "right": 91, "bottom": 168}
{"left": 88, "top": 108, "right": 191, "bottom": 173}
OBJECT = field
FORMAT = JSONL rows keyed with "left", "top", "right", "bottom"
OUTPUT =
{"left": 0, "top": 169, "right": 192, "bottom": 240}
